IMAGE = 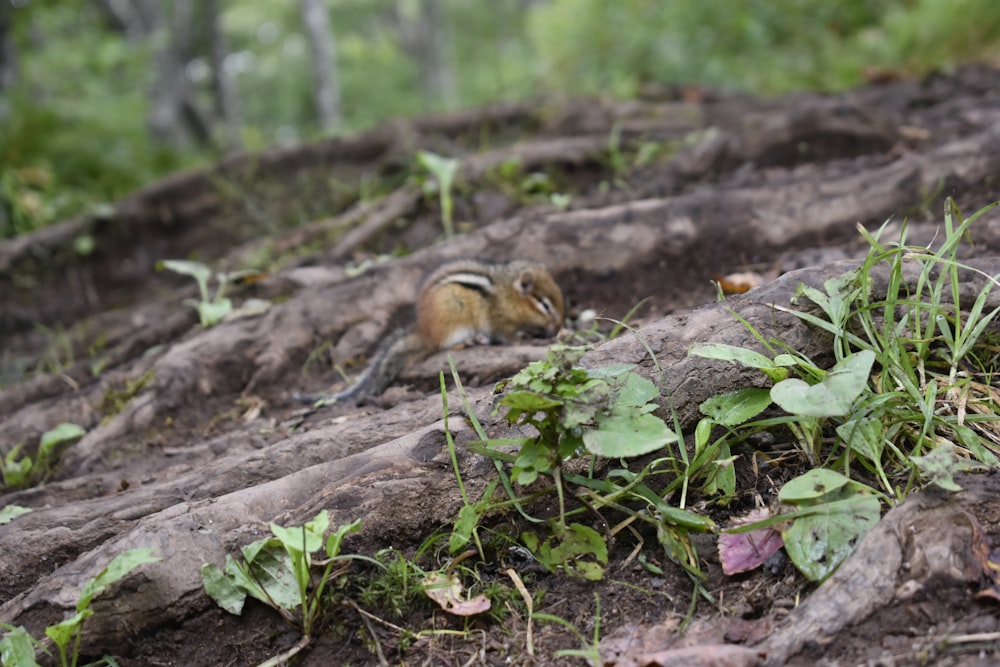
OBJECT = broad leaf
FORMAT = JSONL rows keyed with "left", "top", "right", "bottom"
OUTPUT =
{"left": 782, "top": 495, "right": 880, "bottom": 581}
{"left": 699, "top": 388, "right": 772, "bottom": 426}
{"left": 771, "top": 350, "right": 875, "bottom": 417}
{"left": 778, "top": 468, "right": 851, "bottom": 503}
{"left": 0, "top": 626, "right": 41, "bottom": 667}
{"left": 584, "top": 413, "right": 676, "bottom": 457}
{"left": 201, "top": 563, "right": 247, "bottom": 615}
{"left": 39, "top": 423, "right": 85, "bottom": 452}
{"left": 0, "top": 505, "right": 31, "bottom": 525}
{"left": 78, "top": 548, "right": 162, "bottom": 611}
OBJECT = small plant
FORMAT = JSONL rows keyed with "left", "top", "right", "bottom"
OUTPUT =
{"left": 1, "top": 423, "right": 85, "bottom": 490}
{"left": 466, "top": 345, "right": 714, "bottom": 582}
{"left": 0, "top": 548, "right": 161, "bottom": 667}
{"left": 695, "top": 198, "right": 1000, "bottom": 581}
{"left": 416, "top": 150, "right": 460, "bottom": 239}
{"left": 532, "top": 592, "right": 602, "bottom": 663}
{"left": 157, "top": 259, "right": 260, "bottom": 327}
{"left": 549, "top": 193, "right": 572, "bottom": 211}
{"left": 99, "top": 369, "right": 155, "bottom": 420}
{"left": 201, "top": 511, "right": 364, "bottom": 665}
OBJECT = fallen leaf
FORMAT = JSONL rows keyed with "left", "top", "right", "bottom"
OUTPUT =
{"left": 422, "top": 571, "right": 491, "bottom": 616}
{"left": 719, "top": 508, "right": 784, "bottom": 575}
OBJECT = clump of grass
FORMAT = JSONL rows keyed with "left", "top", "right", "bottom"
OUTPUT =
{"left": 691, "top": 198, "right": 999, "bottom": 579}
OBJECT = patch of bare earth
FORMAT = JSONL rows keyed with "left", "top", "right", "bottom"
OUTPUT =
{"left": 3, "top": 64, "right": 1000, "bottom": 666}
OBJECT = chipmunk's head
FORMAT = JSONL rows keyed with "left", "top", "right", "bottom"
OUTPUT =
{"left": 503, "top": 262, "right": 565, "bottom": 338}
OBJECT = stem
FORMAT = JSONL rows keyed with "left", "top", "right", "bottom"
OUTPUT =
{"left": 255, "top": 634, "right": 311, "bottom": 667}
{"left": 554, "top": 466, "right": 566, "bottom": 526}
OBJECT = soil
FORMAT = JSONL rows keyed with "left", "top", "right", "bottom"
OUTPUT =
{"left": 3, "top": 63, "right": 1000, "bottom": 666}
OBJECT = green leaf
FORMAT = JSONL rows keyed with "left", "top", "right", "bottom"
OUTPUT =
{"left": 778, "top": 468, "right": 852, "bottom": 503}
{"left": 498, "top": 391, "right": 563, "bottom": 413}
{"left": 78, "top": 548, "right": 162, "bottom": 611}
{"left": 688, "top": 342, "right": 776, "bottom": 370}
{"left": 159, "top": 258, "right": 210, "bottom": 285}
{"left": 45, "top": 610, "right": 91, "bottom": 653}
{"left": 701, "top": 443, "right": 736, "bottom": 496}
{"left": 584, "top": 413, "right": 676, "bottom": 457}
{"left": 271, "top": 512, "right": 328, "bottom": 601}
{"left": 0, "top": 505, "right": 32, "bottom": 525}
{"left": 272, "top": 510, "right": 329, "bottom": 554}
{"left": 951, "top": 424, "right": 999, "bottom": 466}
{"left": 585, "top": 363, "right": 634, "bottom": 380}
{"left": 1, "top": 450, "right": 32, "bottom": 488}
{"left": 771, "top": 350, "right": 875, "bottom": 417}
{"left": 159, "top": 259, "right": 212, "bottom": 302}
{"left": 417, "top": 150, "right": 459, "bottom": 187}
{"left": 39, "top": 423, "right": 85, "bottom": 452}
{"left": 326, "top": 517, "right": 362, "bottom": 559}
{"left": 910, "top": 443, "right": 975, "bottom": 491}
{"left": 194, "top": 297, "right": 233, "bottom": 327}
{"left": 525, "top": 522, "right": 608, "bottom": 581}
{"left": 200, "top": 563, "right": 248, "bottom": 615}
{"left": 0, "top": 626, "right": 41, "bottom": 667}
{"left": 512, "top": 441, "right": 551, "bottom": 485}
{"left": 241, "top": 537, "right": 275, "bottom": 564}
{"left": 228, "top": 549, "right": 300, "bottom": 610}
{"left": 693, "top": 417, "right": 713, "bottom": 456}
{"left": 836, "top": 417, "right": 884, "bottom": 463}
{"left": 613, "top": 373, "right": 658, "bottom": 406}
{"left": 782, "top": 494, "right": 880, "bottom": 581}
{"left": 699, "top": 388, "right": 772, "bottom": 426}
{"left": 450, "top": 504, "right": 480, "bottom": 555}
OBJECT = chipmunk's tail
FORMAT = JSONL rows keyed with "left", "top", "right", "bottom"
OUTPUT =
{"left": 292, "top": 330, "right": 426, "bottom": 406}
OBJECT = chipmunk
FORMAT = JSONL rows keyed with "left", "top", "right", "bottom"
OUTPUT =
{"left": 296, "top": 259, "right": 565, "bottom": 405}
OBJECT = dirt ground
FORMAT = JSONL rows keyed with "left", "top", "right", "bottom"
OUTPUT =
{"left": 3, "top": 63, "right": 1000, "bottom": 666}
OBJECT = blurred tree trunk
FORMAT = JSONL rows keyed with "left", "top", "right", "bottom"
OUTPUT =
{"left": 391, "top": 0, "right": 459, "bottom": 111}
{"left": 299, "top": 0, "right": 341, "bottom": 133}
{"left": 93, "top": 0, "right": 152, "bottom": 40}
{"left": 96, "top": 0, "right": 215, "bottom": 150}
{"left": 0, "top": 0, "right": 18, "bottom": 97}
{"left": 206, "top": 0, "right": 243, "bottom": 153}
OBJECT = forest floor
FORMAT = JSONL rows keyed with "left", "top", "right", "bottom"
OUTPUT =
{"left": 3, "top": 63, "right": 1000, "bottom": 666}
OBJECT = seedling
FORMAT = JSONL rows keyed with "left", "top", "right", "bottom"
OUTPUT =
{"left": 416, "top": 150, "right": 460, "bottom": 239}
{"left": 468, "top": 345, "right": 717, "bottom": 581}
{"left": 0, "top": 548, "right": 161, "bottom": 667}
{"left": 201, "top": 511, "right": 366, "bottom": 665}
{"left": 1, "top": 423, "right": 85, "bottom": 490}
{"left": 157, "top": 259, "right": 260, "bottom": 327}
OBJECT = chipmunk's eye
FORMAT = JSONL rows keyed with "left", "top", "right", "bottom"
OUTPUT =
{"left": 536, "top": 296, "right": 555, "bottom": 316}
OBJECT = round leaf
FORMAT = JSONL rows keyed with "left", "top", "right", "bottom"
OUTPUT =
{"left": 584, "top": 413, "right": 677, "bottom": 457}
{"left": 771, "top": 350, "right": 874, "bottom": 417}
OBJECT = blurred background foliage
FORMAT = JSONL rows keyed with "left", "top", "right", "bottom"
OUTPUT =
{"left": 2, "top": 0, "right": 1000, "bottom": 239}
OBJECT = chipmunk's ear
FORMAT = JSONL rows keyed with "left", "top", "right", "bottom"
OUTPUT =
{"left": 515, "top": 268, "right": 535, "bottom": 294}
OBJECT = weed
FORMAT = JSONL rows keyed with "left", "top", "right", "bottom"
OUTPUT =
{"left": 458, "top": 345, "right": 713, "bottom": 584}
{"left": 157, "top": 259, "right": 262, "bottom": 328}
{"left": 1, "top": 423, "right": 85, "bottom": 490}
{"left": 532, "top": 592, "right": 601, "bottom": 663}
{"left": 695, "top": 198, "right": 1000, "bottom": 580}
{"left": 99, "top": 369, "right": 155, "bottom": 420}
{"left": 416, "top": 151, "right": 460, "bottom": 239}
{"left": 0, "top": 548, "right": 161, "bottom": 667}
{"left": 201, "top": 511, "right": 396, "bottom": 665}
